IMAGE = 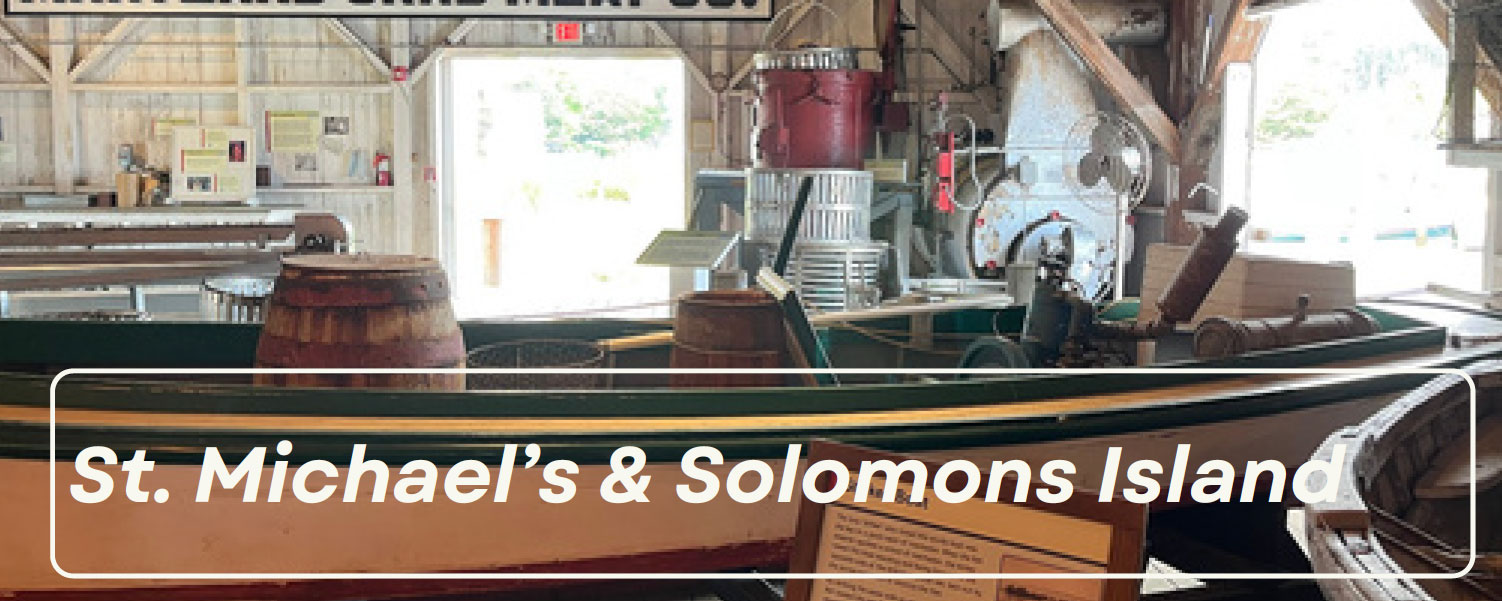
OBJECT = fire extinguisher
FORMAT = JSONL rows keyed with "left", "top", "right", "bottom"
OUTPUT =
{"left": 374, "top": 153, "right": 392, "bottom": 186}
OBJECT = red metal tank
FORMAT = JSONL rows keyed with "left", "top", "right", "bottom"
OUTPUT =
{"left": 753, "top": 68, "right": 875, "bottom": 170}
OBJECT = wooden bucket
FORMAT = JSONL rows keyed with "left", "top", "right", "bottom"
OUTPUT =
{"left": 254, "top": 254, "right": 466, "bottom": 390}
{"left": 670, "top": 289, "right": 787, "bottom": 388}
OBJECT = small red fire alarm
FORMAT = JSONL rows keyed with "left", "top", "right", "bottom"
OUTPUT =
{"left": 392, "top": 66, "right": 409, "bottom": 82}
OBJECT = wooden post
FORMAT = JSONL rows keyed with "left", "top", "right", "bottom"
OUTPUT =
{"left": 235, "top": 19, "right": 251, "bottom": 127}
{"left": 48, "top": 17, "right": 75, "bottom": 196}
{"left": 1452, "top": 0, "right": 1479, "bottom": 145}
{"left": 391, "top": 19, "right": 414, "bottom": 255}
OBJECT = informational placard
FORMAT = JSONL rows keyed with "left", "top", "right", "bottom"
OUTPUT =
{"left": 171, "top": 126, "right": 255, "bottom": 202}
{"left": 636, "top": 230, "right": 740, "bottom": 269}
{"left": 152, "top": 117, "right": 196, "bottom": 137}
{"left": 3, "top": 0, "right": 771, "bottom": 19}
{"left": 267, "top": 110, "right": 320, "bottom": 152}
{"left": 787, "top": 442, "right": 1146, "bottom": 601}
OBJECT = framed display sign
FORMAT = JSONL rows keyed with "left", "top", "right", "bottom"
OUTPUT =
{"left": 171, "top": 126, "right": 256, "bottom": 203}
{"left": 787, "top": 441, "right": 1148, "bottom": 601}
{"left": 636, "top": 230, "right": 741, "bottom": 269}
{"left": 3, "top": 0, "right": 771, "bottom": 19}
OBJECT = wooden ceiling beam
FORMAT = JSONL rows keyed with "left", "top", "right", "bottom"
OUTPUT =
{"left": 1202, "top": 0, "right": 1266, "bottom": 97}
{"left": 647, "top": 23, "right": 714, "bottom": 93}
{"left": 0, "top": 17, "right": 50, "bottom": 83}
{"left": 411, "top": 19, "right": 480, "bottom": 84}
{"left": 1410, "top": 0, "right": 1502, "bottom": 113}
{"left": 1031, "top": 0, "right": 1181, "bottom": 162}
{"left": 1181, "top": 0, "right": 1267, "bottom": 165}
{"left": 69, "top": 18, "right": 147, "bottom": 82}
{"left": 321, "top": 18, "right": 391, "bottom": 79}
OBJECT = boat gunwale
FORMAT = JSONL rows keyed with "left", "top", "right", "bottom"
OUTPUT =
{"left": 0, "top": 324, "right": 1452, "bottom": 420}
{"left": 1304, "top": 361, "right": 1501, "bottom": 599}
{"left": 4, "top": 354, "right": 1491, "bottom": 464}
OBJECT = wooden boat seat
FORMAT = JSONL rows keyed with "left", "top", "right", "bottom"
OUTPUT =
{"left": 1416, "top": 414, "right": 1502, "bottom": 499}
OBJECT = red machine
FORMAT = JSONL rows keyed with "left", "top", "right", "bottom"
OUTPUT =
{"left": 753, "top": 69, "right": 875, "bottom": 170}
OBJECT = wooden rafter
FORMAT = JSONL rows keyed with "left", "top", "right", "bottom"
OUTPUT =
{"left": 1181, "top": 0, "right": 1268, "bottom": 165}
{"left": 1410, "top": 0, "right": 1502, "bottom": 112}
{"left": 411, "top": 19, "right": 480, "bottom": 84}
{"left": 0, "top": 17, "right": 50, "bottom": 83}
{"left": 648, "top": 22, "right": 713, "bottom": 93}
{"left": 910, "top": 0, "right": 996, "bottom": 112}
{"left": 69, "top": 18, "right": 147, "bottom": 82}
{"left": 914, "top": 0, "right": 978, "bottom": 84}
{"left": 1031, "top": 0, "right": 1181, "bottom": 161}
{"left": 322, "top": 18, "right": 391, "bottom": 79}
{"left": 1202, "top": 0, "right": 1266, "bottom": 101}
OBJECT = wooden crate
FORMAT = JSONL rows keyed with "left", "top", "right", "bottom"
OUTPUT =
{"left": 1138, "top": 243, "right": 1356, "bottom": 326}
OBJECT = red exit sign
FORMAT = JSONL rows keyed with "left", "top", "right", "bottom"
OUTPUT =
{"left": 552, "top": 22, "right": 584, "bottom": 44}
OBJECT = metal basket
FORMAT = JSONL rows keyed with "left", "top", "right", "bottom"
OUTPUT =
{"left": 202, "top": 277, "right": 274, "bottom": 323}
{"left": 779, "top": 241, "right": 889, "bottom": 313}
{"left": 745, "top": 168, "right": 874, "bottom": 244}
{"left": 466, "top": 339, "right": 607, "bottom": 391}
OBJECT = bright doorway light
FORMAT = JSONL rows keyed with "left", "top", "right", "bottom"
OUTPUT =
{"left": 445, "top": 56, "right": 686, "bottom": 319}
{"left": 1247, "top": 0, "right": 1491, "bottom": 295}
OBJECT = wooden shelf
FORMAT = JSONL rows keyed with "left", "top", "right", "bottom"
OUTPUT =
{"left": 256, "top": 185, "right": 393, "bottom": 195}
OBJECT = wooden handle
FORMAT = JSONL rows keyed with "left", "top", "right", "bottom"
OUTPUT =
{"left": 600, "top": 331, "right": 675, "bottom": 352}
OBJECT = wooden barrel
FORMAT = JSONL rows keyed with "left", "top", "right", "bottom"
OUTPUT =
{"left": 254, "top": 254, "right": 466, "bottom": 390}
{"left": 670, "top": 290, "right": 787, "bottom": 388}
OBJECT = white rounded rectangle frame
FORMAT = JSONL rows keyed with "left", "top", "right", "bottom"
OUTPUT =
{"left": 48, "top": 367, "right": 1479, "bottom": 581}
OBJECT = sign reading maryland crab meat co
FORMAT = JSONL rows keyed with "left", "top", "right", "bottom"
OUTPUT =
{"left": 3, "top": 0, "right": 768, "bottom": 18}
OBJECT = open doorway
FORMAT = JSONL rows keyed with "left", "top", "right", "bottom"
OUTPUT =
{"left": 1245, "top": 0, "right": 1492, "bottom": 295}
{"left": 443, "top": 55, "right": 687, "bottom": 319}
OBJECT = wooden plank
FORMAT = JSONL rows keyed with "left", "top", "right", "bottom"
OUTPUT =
{"left": 1181, "top": 3, "right": 1267, "bottom": 164}
{"left": 0, "top": 224, "right": 295, "bottom": 247}
{"left": 1030, "top": 0, "right": 1181, "bottom": 161}
{"left": 235, "top": 18, "right": 251, "bottom": 127}
{"left": 1139, "top": 243, "right": 1356, "bottom": 325}
{"left": 1203, "top": 0, "right": 1263, "bottom": 94}
{"left": 648, "top": 22, "right": 713, "bottom": 94}
{"left": 1453, "top": 0, "right": 1480, "bottom": 143}
{"left": 913, "top": 0, "right": 995, "bottom": 113}
{"left": 1416, "top": 414, "right": 1502, "bottom": 498}
{"left": 391, "top": 19, "right": 414, "bottom": 256}
{"left": 48, "top": 17, "right": 74, "bottom": 197}
{"left": 411, "top": 19, "right": 480, "bottom": 84}
{"left": 69, "top": 18, "right": 148, "bottom": 82}
{"left": 1412, "top": 0, "right": 1502, "bottom": 111}
{"left": 322, "top": 18, "right": 391, "bottom": 79}
{"left": 0, "top": 261, "right": 279, "bottom": 291}
{"left": 0, "top": 17, "right": 50, "bottom": 83}
{"left": 0, "top": 249, "right": 281, "bottom": 266}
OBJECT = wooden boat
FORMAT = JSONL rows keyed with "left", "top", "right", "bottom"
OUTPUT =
{"left": 1306, "top": 361, "right": 1501, "bottom": 601}
{"left": 0, "top": 300, "right": 1498, "bottom": 599}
